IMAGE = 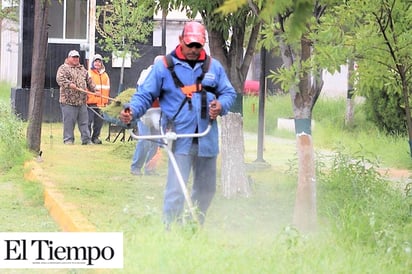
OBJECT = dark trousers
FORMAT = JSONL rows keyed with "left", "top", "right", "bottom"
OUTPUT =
{"left": 87, "top": 106, "right": 104, "bottom": 140}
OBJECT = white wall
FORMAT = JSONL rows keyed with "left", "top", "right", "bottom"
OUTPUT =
{"left": 153, "top": 10, "right": 209, "bottom": 55}
{"left": 0, "top": 19, "right": 19, "bottom": 85}
{"left": 321, "top": 64, "right": 348, "bottom": 98}
{"left": 152, "top": 22, "right": 211, "bottom": 55}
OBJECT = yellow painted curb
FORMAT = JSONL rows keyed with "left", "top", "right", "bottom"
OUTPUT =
{"left": 24, "top": 161, "right": 96, "bottom": 232}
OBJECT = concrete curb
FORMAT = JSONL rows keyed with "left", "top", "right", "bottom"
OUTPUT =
{"left": 24, "top": 161, "right": 96, "bottom": 232}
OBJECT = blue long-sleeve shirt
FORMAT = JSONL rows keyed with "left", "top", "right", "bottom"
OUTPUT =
{"left": 128, "top": 52, "right": 237, "bottom": 157}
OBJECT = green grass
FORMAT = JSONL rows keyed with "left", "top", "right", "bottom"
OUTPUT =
{"left": 0, "top": 81, "right": 59, "bottom": 233}
{"left": 0, "top": 166, "right": 59, "bottom": 232}
{"left": 1, "top": 82, "right": 411, "bottom": 273}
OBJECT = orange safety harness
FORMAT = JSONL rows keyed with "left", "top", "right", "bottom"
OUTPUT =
{"left": 164, "top": 54, "right": 211, "bottom": 119}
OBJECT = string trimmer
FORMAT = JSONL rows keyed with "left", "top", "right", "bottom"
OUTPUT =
{"left": 127, "top": 107, "right": 212, "bottom": 226}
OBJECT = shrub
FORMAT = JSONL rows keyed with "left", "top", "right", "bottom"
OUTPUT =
{"left": 363, "top": 88, "right": 406, "bottom": 135}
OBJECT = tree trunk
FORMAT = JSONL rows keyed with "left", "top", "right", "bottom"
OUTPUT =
{"left": 345, "top": 59, "right": 355, "bottom": 127}
{"left": 27, "top": 0, "right": 49, "bottom": 153}
{"left": 220, "top": 112, "right": 249, "bottom": 198}
{"left": 205, "top": 23, "right": 257, "bottom": 198}
{"left": 293, "top": 133, "right": 317, "bottom": 232}
{"left": 400, "top": 73, "right": 412, "bottom": 157}
{"left": 278, "top": 33, "right": 321, "bottom": 232}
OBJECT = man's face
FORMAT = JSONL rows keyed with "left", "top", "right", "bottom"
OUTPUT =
{"left": 179, "top": 36, "right": 203, "bottom": 61}
{"left": 68, "top": 55, "right": 80, "bottom": 66}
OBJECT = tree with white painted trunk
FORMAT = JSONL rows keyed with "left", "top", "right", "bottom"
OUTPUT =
{"left": 221, "top": 0, "right": 350, "bottom": 232}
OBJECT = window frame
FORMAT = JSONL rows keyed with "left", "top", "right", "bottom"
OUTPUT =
{"left": 47, "top": 0, "right": 89, "bottom": 44}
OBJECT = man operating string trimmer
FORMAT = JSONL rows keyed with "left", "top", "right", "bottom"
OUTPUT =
{"left": 120, "top": 21, "right": 236, "bottom": 227}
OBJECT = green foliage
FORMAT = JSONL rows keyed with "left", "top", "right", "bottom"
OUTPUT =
{"left": 309, "top": 11, "right": 354, "bottom": 73}
{"left": 268, "top": 64, "right": 301, "bottom": 93}
{"left": 215, "top": 0, "right": 247, "bottom": 14}
{"left": 179, "top": 0, "right": 254, "bottom": 45}
{"left": 318, "top": 149, "right": 410, "bottom": 260}
{"left": 282, "top": 1, "right": 313, "bottom": 41}
{"left": 0, "top": 2, "right": 18, "bottom": 22}
{"left": 222, "top": 0, "right": 412, "bottom": 136}
{"left": 258, "top": 1, "right": 352, "bottom": 94}
{"left": 363, "top": 87, "right": 407, "bottom": 134}
{"left": 0, "top": 83, "right": 28, "bottom": 171}
{"left": 96, "top": 0, "right": 154, "bottom": 60}
{"left": 345, "top": 0, "right": 412, "bottom": 136}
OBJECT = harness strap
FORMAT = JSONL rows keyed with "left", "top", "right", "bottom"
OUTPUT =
{"left": 165, "top": 54, "right": 210, "bottom": 97}
{"left": 165, "top": 55, "right": 184, "bottom": 88}
{"left": 164, "top": 54, "right": 211, "bottom": 119}
{"left": 198, "top": 56, "right": 210, "bottom": 119}
{"left": 171, "top": 97, "right": 189, "bottom": 122}
{"left": 201, "top": 88, "right": 207, "bottom": 119}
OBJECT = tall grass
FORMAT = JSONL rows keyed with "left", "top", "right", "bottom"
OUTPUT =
{"left": 0, "top": 81, "right": 29, "bottom": 171}
{"left": 317, "top": 149, "right": 411, "bottom": 271}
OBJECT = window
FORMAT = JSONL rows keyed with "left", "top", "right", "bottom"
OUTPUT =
{"left": 48, "top": 0, "right": 88, "bottom": 42}
{"left": 2, "top": 0, "right": 18, "bottom": 8}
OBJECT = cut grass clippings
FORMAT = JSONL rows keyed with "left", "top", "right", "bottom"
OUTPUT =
{"left": 101, "top": 88, "right": 135, "bottom": 118}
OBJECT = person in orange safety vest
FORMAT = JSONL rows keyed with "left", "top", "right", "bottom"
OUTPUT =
{"left": 87, "top": 53, "right": 110, "bottom": 144}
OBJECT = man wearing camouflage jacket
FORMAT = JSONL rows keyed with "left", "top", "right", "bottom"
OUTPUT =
{"left": 56, "top": 50, "right": 97, "bottom": 145}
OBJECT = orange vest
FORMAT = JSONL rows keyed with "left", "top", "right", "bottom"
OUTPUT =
{"left": 87, "top": 68, "right": 110, "bottom": 107}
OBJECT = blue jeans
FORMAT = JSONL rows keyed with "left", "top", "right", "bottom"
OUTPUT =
{"left": 130, "top": 121, "right": 159, "bottom": 173}
{"left": 163, "top": 143, "right": 217, "bottom": 225}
